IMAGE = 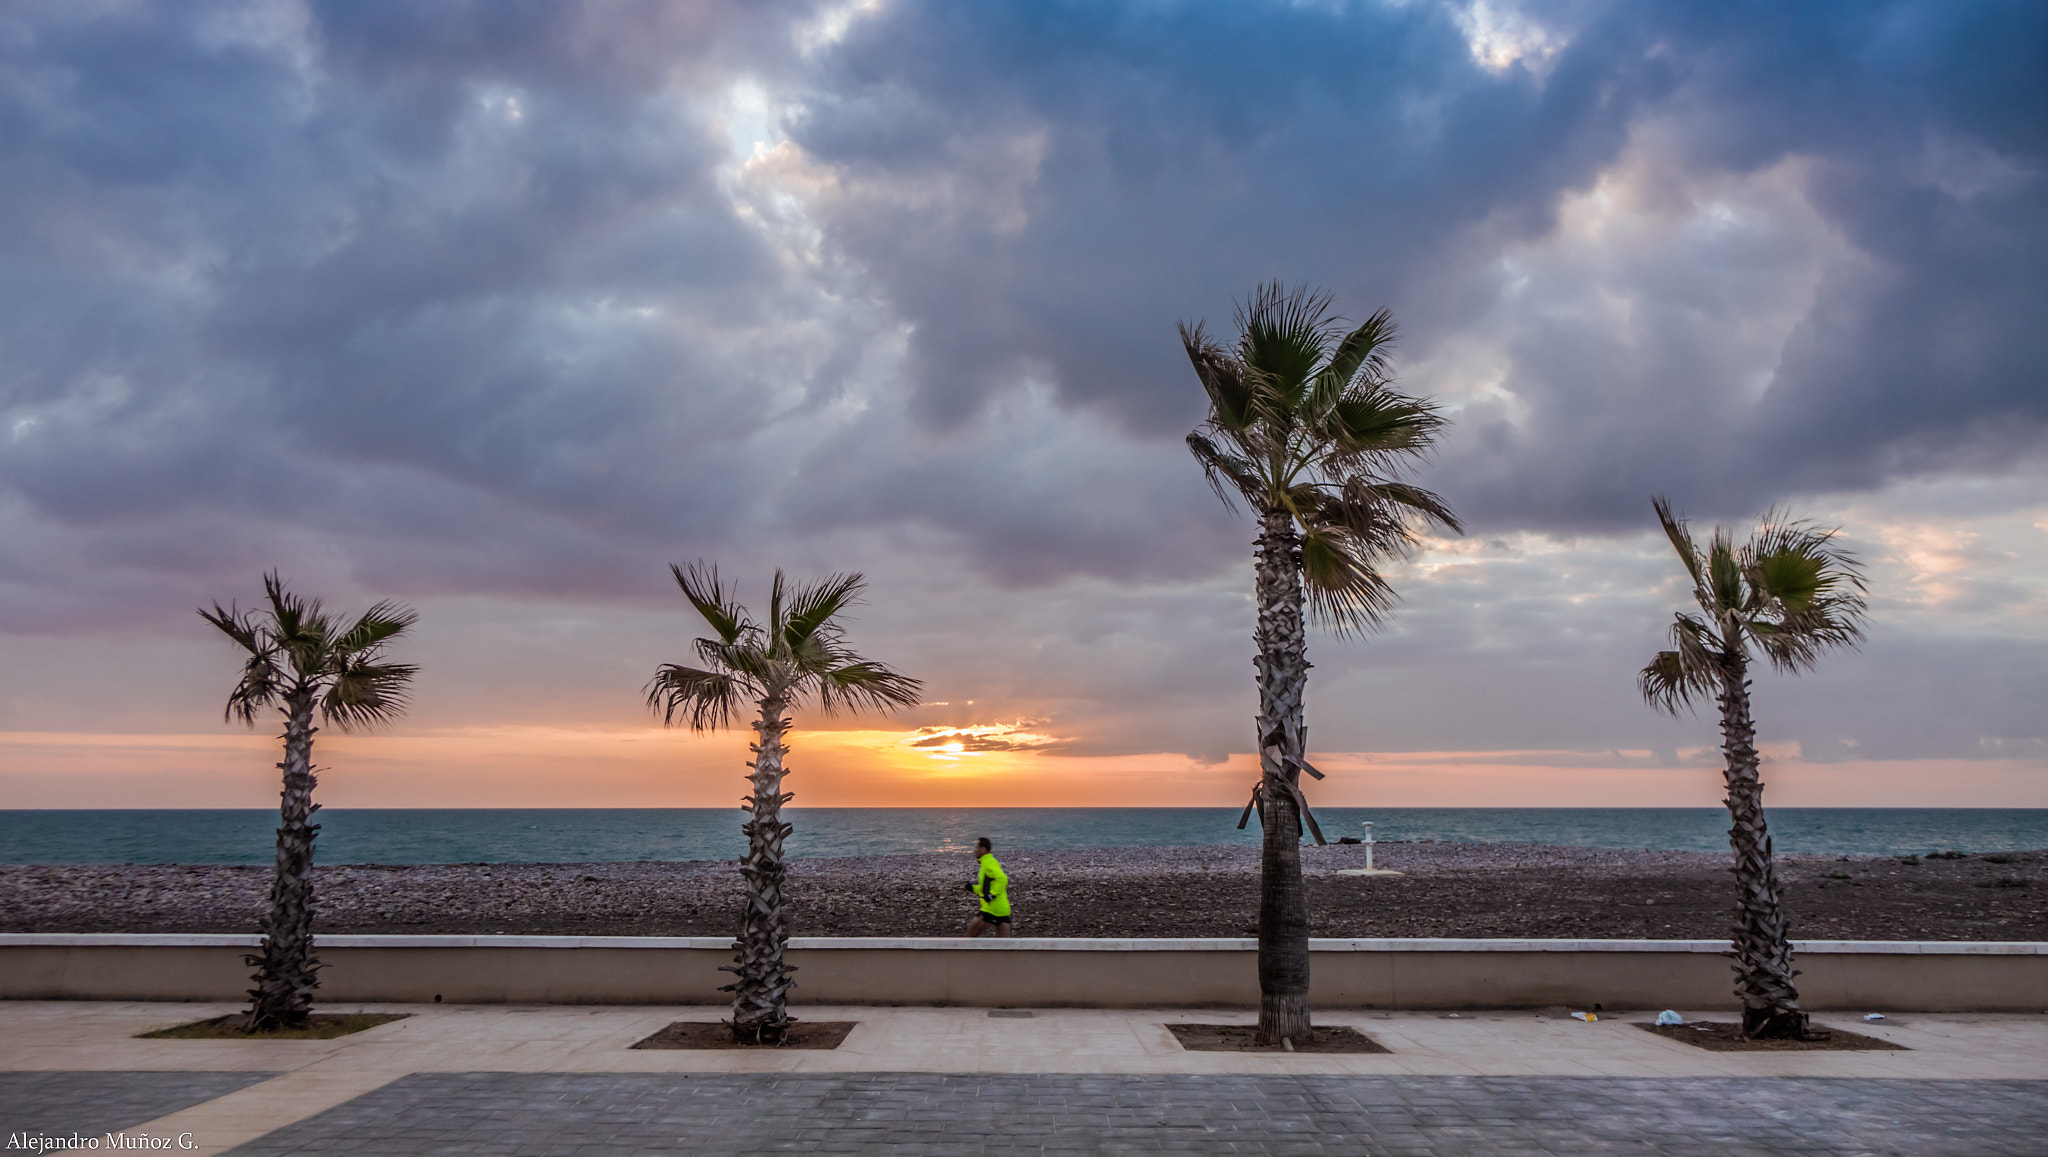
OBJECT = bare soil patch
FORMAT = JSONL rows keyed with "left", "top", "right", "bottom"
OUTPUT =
{"left": 630, "top": 1019, "right": 856, "bottom": 1050}
{"left": 139, "top": 1012, "right": 408, "bottom": 1040}
{"left": 1168, "top": 1023, "right": 1389, "bottom": 1053}
{"left": 1638, "top": 1021, "right": 1906, "bottom": 1051}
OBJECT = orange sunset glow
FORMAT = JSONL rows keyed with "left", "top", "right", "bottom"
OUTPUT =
{"left": 3, "top": 725, "right": 2039, "bottom": 811}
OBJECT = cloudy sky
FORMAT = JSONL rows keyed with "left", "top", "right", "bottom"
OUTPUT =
{"left": 2, "top": 0, "right": 2043, "bottom": 810}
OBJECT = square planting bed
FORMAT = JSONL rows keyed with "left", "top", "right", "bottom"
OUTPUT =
{"left": 630, "top": 1020, "right": 857, "bottom": 1050}
{"left": 1638, "top": 1022, "right": 1908, "bottom": 1051}
{"left": 1167, "top": 1023, "right": 1389, "bottom": 1053}
{"left": 139, "top": 1013, "right": 410, "bottom": 1040}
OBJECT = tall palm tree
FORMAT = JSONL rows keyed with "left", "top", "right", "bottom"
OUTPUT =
{"left": 647, "top": 563, "right": 921, "bottom": 1044}
{"left": 1182, "top": 283, "right": 1459, "bottom": 1046}
{"left": 200, "top": 572, "right": 417, "bottom": 1032}
{"left": 1639, "top": 497, "right": 1868, "bottom": 1039}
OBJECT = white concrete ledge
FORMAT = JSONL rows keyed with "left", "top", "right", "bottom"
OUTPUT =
{"left": 4, "top": 934, "right": 2044, "bottom": 1010}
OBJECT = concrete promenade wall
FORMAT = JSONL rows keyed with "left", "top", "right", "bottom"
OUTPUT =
{"left": 4, "top": 934, "right": 2044, "bottom": 1011}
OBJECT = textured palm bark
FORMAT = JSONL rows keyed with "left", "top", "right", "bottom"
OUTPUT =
{"left": 724, "top": 695, "right": 798, "bottom": 1044}
{"left": 1252, "top": 507, "right": 1313, "bottom": 1046}
{"left": 1715, "top": 646, "right": 1808, "bottom": 1039}
{"left": 243, "top": 690, "right": 322, "bottom": 1031}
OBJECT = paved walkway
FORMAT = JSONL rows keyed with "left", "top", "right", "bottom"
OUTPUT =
{"left": 223, "top": 1072, "right": 2048, "bottom": 1156}
{"left": 5, "top": 1002, "right": 2047, "bottom": 1154}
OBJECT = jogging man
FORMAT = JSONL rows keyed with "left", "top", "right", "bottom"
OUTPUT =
{"left": 963, "top": 836, "right": 1013, "bottom": 937}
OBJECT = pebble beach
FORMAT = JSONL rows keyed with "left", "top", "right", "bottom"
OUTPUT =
{"left": 7, "top": 840, "right": 2045, "bottom": 941}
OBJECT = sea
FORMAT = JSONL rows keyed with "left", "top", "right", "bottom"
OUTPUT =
{"left": 1, "top": 808, "right": 2045, "bottom": 866}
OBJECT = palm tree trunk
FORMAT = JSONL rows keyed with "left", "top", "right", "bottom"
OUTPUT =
{"left": 1252, "top": 506, "right": 1312, "bottom": 1046}
{"left": 725, "top": 694, "right": 798, "bottom": 1043}
{"left": 1716, "top": 649, "right": 1807, "bottom": 1039}
{"left": 244, "top": 690, "right": 322, "bottom": 1031}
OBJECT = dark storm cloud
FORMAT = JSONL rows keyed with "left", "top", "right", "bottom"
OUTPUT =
{"left": 787, "top": 0, "right": 1665, "bottom": 436}
{"left": 0, "top": 0, "right": 822, "bottom": 628}
{"left": 8, "top": 0, "right": 2043, "bottom": 620}
{"left": 786, "top": 0, "right": 2048, "bottom": 532}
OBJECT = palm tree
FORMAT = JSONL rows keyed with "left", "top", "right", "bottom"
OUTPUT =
{"left": 647, "top": 563, "right": 921, "bottom": 1043}
{"left": 1182, "top": 283, "right": 1459, "bottom": 1046}
{"left": 1639, "top": 497, "right": 1868, "bottom": 1039}
{"left": 200, "top": 572, "right": 417, "bottom": 1032}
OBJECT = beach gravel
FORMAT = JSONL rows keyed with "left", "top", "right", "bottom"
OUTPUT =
{"left": 3, "top": 841, "right": 2044, "bottom": 940}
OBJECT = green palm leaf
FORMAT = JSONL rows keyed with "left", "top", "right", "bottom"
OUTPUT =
{"left": 1640, "top": 500, "right": 1868, "bottom": 709}
{"left": 322, "top": 660, "right": 418, "bottom": 731}
{"left": 1185, "top": 285, "right": 1456, "bottom": 634}
{"left": 333, "top": 601, "right": 420, "bottom": 655}
{"left": 646, "top": 663, "right": 743, "bottom": 730}
{"left": 1237, "top": 282, "right": 1337, "bottom": 403}
{"left": 651, "top": 565, "right": 922, "bottom": 726}
{"left": 671, "top": 563, "right": 751, "bottom": 645}
{"left": 783, "top": 572, "right": 866, "bottom": 651}
{"left": 1312, "top": 308, "right": 1397, "bottom": 410}
{"left": 1299, "top": 527, "right": 1396, "bottom": 635}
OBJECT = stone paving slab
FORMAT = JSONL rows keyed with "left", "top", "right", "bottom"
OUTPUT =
{"left": 217, "top": 1072, "right": 2048, "bottom": 1156}
{"left": 1, "top": 1070, "right": 277, "bottom": 1138}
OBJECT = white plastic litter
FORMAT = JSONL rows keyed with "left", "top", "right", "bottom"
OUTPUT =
{"left": 1655, "top": 1010, "right": 1685, "bottom": 1026}
{"left": 1864, "top": 1013, "right": 1887, "bottom": 1021}
{"left": 1571, "top": 1011, "right": 1597, "bottom": 1022}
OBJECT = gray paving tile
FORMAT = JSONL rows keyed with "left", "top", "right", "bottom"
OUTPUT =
{"left": 1, "top": 1070, "right": 280, "bottom": 1141}
{"left": 219, "top": 1073, "right": 2048, "bottom": 1156}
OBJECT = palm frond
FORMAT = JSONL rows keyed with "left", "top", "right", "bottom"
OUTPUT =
{"left": 646, "top": 663, "right": 745, "bottom": 731}
{"left": 1372, "top": 479, "right": 1463, "bottom": 535}
{"left": 1639, "top": 614, "right": 1722, "bottom": 714}
{"left": 1237, "top": 281, "right": 1338, "bottom": 404}
{"left": 1317, "top": 478, "right": 1463, "bottom": 544}
{"left": 321, "top": 660, "right": 418, "bottom": 731}
{"left": 1651, "top": 496, "right": 1703, "bottom": 588}
{"left": 692, "top": 636, "right": 771, "bottom": 686}
{"left": 1185, "top": 287, "right": 1458, "bottom": 639}
{"left": 1179, "top": 322, "right": 1258, "bottom": 433}
{"left": 766, "top": 570, "right": 788, "bottom": 656}
{"left": 1753, "top": 548, "right": 1827, "bottom": 614}
{"left": 1644, "top": 501, "right": 1870, "bottom": 690}
{"left": 1322, "top": 391, "right": 1447, "bottom": 469}
{"left": 1187, "top": 431, "right": 1266, "bottom": 510}
{"left": 1312, "top": 308, "right": 1398, "bottom": 411}
{"left": 784, "top": 572, "right": 866, "bottom": 652}
{"left": 200, "top": 601, "right": 285, "bottom": 726}
{"left": 1748, "top": 511, "right": 1867, "bottom": 607}
{"left": 199, "top": 603, "right": 265, "bottom": 656}
{"left": 1706, "top": 532, "right": 1744, "bottom": 613}
{"left": 1298, "top": 526, "right": 1397, "bottom": 635}
{"left": 262, "top": 572, "right": 328, "bottom": 654}
{"left": 814, "top": 659, "right": 924, "bottom": 717}
{"left": 333, "top": 600, "right": 419, "bottom": 656}
{"left": 671, "top": 562, "right": 750, "bottom": 645}
{"left": 1752, "top": 594, "right": 1868, "bottom": 674}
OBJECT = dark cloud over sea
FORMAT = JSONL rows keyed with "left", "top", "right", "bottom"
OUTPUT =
{"left": 1, "top": 0, "right": 2042, "bottom": 782}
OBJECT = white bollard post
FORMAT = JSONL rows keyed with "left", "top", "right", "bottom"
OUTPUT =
{"left": 1336, "top": 821, "right": 1403, "bottom": 878}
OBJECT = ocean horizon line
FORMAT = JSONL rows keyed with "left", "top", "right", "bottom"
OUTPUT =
{"left": 4, "top": 806, "right": 2046, "bottom": 865}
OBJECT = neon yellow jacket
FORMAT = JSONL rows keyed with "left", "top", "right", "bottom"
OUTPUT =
{"left": 975, "top": 853, "right": 1010, "bottom": 917}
